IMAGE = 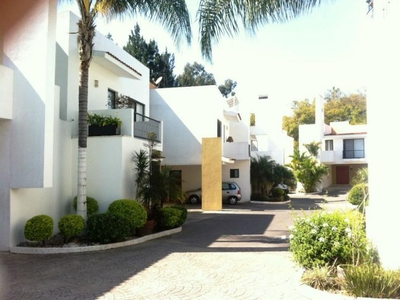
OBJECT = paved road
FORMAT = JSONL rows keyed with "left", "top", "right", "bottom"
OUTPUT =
{"left": 0, "top": 193, "right": 350, "bottom": 300}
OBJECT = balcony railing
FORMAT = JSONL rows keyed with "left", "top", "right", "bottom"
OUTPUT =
{"left": 343, "top": 150, "right": 365, "bottom": 159}
{"left": 134, "top": 113, "right": 161, "bottom": 142}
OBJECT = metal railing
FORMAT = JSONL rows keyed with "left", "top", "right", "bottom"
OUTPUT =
{"left": 134, "top": 113, "right": 161, "bottom": 142}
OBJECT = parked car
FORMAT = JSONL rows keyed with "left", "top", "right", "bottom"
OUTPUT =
{"left": 185, "top": 182, "right": 242, "bottom": 205}
{"left": 273, "top": 183, "right": 289, "bottom": 194}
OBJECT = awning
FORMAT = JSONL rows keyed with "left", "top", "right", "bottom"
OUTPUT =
{"left": 93, "top": 51, "right": 142, "bottom": 79}
{"left": 223, "top": 110, "right": 241, "bottom": 122}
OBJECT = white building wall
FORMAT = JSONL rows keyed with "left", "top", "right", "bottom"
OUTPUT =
{"left": 150, "top": 86, "right": 224, "bottom": 166}
{"left": 366, "top": 0, "right": 400, "bottom": 269}
{"left": 222, "top": 160, "right": 251, "bottom": 202}
{"left": 0, "top": 0, "right": 62, "bottom": 250}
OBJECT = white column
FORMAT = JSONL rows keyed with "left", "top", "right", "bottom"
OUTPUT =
{"left": 367, "top": 0, "right": 400, "bottom": 269}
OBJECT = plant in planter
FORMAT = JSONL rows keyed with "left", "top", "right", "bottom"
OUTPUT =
{"left": 88, "top": 113, "right": 122, "bottom": 136}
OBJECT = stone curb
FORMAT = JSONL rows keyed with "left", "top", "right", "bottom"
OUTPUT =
{"left": 250, "top": 200, "right": 291, "bottom": 204}
{"left": 10, "top": 227, "right": 182, "bottom": 255}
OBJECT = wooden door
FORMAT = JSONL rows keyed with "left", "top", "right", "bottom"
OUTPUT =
{"left": 336, "top": 166, "right": 349, "bottom": 184}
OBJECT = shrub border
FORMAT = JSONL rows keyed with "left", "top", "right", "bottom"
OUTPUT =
{"left": 10, "top": 227, "right": 181, "bottom": 255}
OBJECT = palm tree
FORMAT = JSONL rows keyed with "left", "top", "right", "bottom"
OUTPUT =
{"left": 61, "top": 0, "right": 191, "bottom": 219}
{"left": 197, "top": 0, "right": 323, "bottom": 60}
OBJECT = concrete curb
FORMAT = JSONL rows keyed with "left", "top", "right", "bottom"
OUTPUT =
{"left": 250, "top": 200, "right": 291, "bottom": 204}
{"left": 10, "top": 227, "right": 182, "bottom": 255}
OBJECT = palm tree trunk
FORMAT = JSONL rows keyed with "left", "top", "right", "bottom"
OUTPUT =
{"left": 76, "top": 10, "right": 95, "bottom": 220}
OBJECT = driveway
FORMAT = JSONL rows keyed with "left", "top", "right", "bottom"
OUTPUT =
{"left": 0, "top": 192, "right": 351, "bottom": 300}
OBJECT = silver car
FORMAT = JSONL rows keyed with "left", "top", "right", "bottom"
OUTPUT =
{"left": 185, "top": 182, "right": 242, "bottom": 205}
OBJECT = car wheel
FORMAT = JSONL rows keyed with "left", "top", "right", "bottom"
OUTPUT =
{"left": 188, "top": 195, "right": 200, "bottom": 204}
{"left": 228, "top": 196, "right": 238, "bottom": 205}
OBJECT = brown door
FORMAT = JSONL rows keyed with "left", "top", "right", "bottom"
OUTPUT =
{"left": 336, "top": 166, "right": 349, "bottom": 184}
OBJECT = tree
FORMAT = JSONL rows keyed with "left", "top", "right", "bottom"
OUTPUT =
{"left": 287, "top": 148, "right": 328, "bottom": 193}
{"left": 250, "top": 155, "right": 295, "bottom": 197}
{"left": 218, "top": 79, "right": 237, "bottom": 98}
{"left": 304, "top": 141, "right": 321, "bottom": 157}
{"left": 62, "top": 0, "right": 191, "bottom": 220}
{"left": 175, "top": 62, "right": 216, "bottom": 87}
{"left": 283, "top": 88, "right": 367, "bottom": 146}
{"left": 197, "top": 0, "right": 323, "bottom": 61}
{"left": 123, "top": 24, "right": 176, "bottom": 87}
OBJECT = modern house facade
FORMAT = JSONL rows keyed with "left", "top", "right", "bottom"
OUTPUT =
{"left": 250, "top": 95, "right": 294, "bottom": 166}
{"left": 0, "top": 5, "right": 161, "bottom": 250}
{"left": 298, "top": 96, "right": 367, "bottom": 190}
{"left": 150, "top": 87, "right": 251, "bottom": 202}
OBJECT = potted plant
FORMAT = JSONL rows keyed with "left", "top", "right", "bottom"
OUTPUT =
{"left": 88, "top": 113, "right": 122, "bottom": 136}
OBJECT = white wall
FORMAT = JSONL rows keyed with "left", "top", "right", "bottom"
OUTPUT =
{"left": 222, "top": 160, "right": 251, "bottom": 202}
{"left": 150, "top": 86, "right": 224, "bottom": 166}
{"left": 366, "top": 0, "right": 400, "bottom": 270}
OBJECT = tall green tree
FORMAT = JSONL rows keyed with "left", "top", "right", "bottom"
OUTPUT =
{"left": 288, "top": 148, "right": 328, "bottom": 193}
{"left": 283, "top": 89, "right": 367, "bottom": 146}
{"left": 123, "top": 24, "right": 176, "bottom": 87}
{"left": 218, "top": 79, "right": 237, "bottom": 98}
{"left": 61, "top": 0, "right": 191, "bottom": 219}
{"left": 176, "top": 62, "right": 216, "bottom": 87}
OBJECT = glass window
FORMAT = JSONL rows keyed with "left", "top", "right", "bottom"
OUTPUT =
{"left": 107, "top": 89, "right": 117, "bottom": 109}
{"left": 230, "top": 169, "right": 239, "bottom": 178}
{"left": 325, "top": 140, "right": 333, "bottom": 151}
{"left": 343, "top": 139, "right": 365, "bottom": 158}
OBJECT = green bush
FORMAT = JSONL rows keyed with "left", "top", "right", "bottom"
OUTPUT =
{"left": 271, "top": 188, "right": 285, "bottom": 197}
{"left": 107, "top": 199, "right": 147, "bottom": 232}
{"left": 343, "top": 263, "right": 400, "bottom": 298}
{"left": 347, "top": 183, "right": 368, "bottom": 206}
{"left": 58, "top": 214, "right": 85, "bottom": 240}
{"left": 73, "top": 196, "right": 99, "bottom": 217}
{"left": 168, "top": 205, "right": 187, "bottom": 227}
{"left": 86, "top": 213, "right": 131, "bottom": 244}
{"left": 289, "top": 209, "right": 370, "bottom": 269}
{"left": 159, "top": 207, "right": 182, "bottom": 229}
{"left": 24, "top": 215, "right": 54, "bottom": 242}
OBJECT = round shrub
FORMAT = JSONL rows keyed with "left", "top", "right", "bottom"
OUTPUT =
{"left": 168, "top": 205, "right": 187, "bottom": 227}
{"left": 73, "top": 196, "right": 99, "bottom": 217}
{"left": 271, "top": 188, "right": 285, "bottom": 197}
{"left": 159, "top": 207, "right": 182, "bottom": 229}
{"left": 289, "top": 209, "right": 370, "bottom": 269}
{"left": 86, "top": 213, "right": 131, "bottom": 244}
{"left": 348, "top": 183, "right": 369, "bottom": 206}
{"left": 58, "top": 214, "right": 85, "bottom": 239}
{"left": 24, "top": 215, "right": 54, "bottom": 242}
{"left": 107, "top": 199, "right": 147, "bottom": 232}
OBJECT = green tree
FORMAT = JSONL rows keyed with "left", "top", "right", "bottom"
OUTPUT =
{"left": 304, "top": 141, "right": 321, "bottom": 157}
{"left": 123, "top": 24, "right": 176, "bottom": 87}
{"left": 288, "top": 148, "right": 328, "bottom": 193}
{"left": 62, "top": 0, "right": 191, "bottom": 219}
{"left": 218, "top": 79, "right": 237, "bottom": 98}
{"left": 283, "top": 89, "right": 367, "bottom": 146}
{"left": 176, "top": 62, "right": 216, "bottom": 87}
{"left": 250, "top": 155, "right": 295, "bottom": 196}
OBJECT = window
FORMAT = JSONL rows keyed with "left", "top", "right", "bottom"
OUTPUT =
{"left": 217, "top": 120, "right": 222, "bottom": 137}
{"left": 230, "top": 169, "right": 239, "bottom": 178}
{"left": 325, "top": 140, "right": 333, "bottom": 151}
{"left": 107, "top": 89, "right": 117, "bottom": 109}
{"left": 343, "top": 139, "right": 365, "bottom": 158}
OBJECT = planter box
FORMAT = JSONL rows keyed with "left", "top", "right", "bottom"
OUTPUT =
{"left": 89, "top": 125, "right": 120, "bottom": 136}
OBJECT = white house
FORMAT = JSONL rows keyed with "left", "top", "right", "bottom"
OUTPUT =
{"left": 0, "top": 5, "right": 161, "bottom": 250}
{"left": 298, "top": 96, "right": 368, "bottom": 190}
{"left": 150, "top": 87, "right": 251, "bottom": 202}
{"left": 250, "top": 94, "right": 294, "bottom": 166}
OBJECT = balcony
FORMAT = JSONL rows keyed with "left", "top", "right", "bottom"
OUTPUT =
{"left": 88, "top": 109, "right": 161, "bottom": 142}
{"left": 320, "top": 151, "right": 335, "bottom": 163}
{"left": 223, "top": 142, "right": 250, "bottom": 160}
{"left": 0, "top": 65, "right": 13, "bottom": 119}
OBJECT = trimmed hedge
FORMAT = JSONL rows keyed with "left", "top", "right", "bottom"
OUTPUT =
{"left": 86, "top": 213, "right": 131, "bottom": 244}
{"left": 58, "top": 214, "right": 85, "bottom": 239}
{"left": 107, "top": 199, "right": 147, "bottom": 232}
{"left": 168, "top": 205, "right": 187, "bottom": 227}
{"left": 348, "top": 183, "right": 368, "bottom": 206}
{"left": 24, "top": 215, "right": 54, "bottom": 242}
{"left": 73, "top": 196, "right": 99, "bottom": 217}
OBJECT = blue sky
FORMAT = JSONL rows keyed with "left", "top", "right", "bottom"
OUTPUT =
{"left": 59, "top": 1, "right": 371, "bottom": 114}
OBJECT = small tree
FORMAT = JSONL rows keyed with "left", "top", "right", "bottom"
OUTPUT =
{"left": 288, "top": 148, "right": 329, "bottom": 193}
